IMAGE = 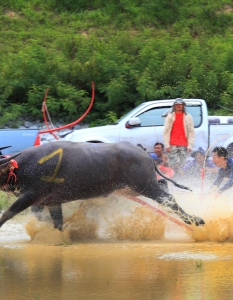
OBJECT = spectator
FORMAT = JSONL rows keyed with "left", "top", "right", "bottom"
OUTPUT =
{"left": 150, "top": 153, "right": 174, "bottom": 179}
{"left": 227, "top": 143, "right": 233, "bottom": 158}
{"left": 211, "top": 146, "right": 233, "bottom": 197}
{"left": 154, "top": 142, "right": 168, "bottom": 166}
{"left": 150, "top": 153, "right": 173, "bottom": 193}
{"left": 183, "top": 147, "right": 217, "bottom": 182}
{"left": 163, "top": 98, "right": 195, "bottom": 176}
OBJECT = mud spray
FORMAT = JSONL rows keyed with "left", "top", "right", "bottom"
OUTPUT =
{"left": 25, "top": 193, "right": 165, "bottom": 244}
{"left": 177, "top": 191, "right": 233, "bottom": 242}
{"left": 24, "top": 189, "right": 233, "bottom": 244}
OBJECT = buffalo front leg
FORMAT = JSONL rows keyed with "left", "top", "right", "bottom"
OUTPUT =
{"left": 48, "top": 205, "right": 63, "bottom": 231}
{"left": 31, "top": 204, "right": 44, "bottom": 220}
{"left": 157, "top": 194, "right": 205, "bottom": 226}
{"left": 0, "top": 193, "right": 35, "bottom": 228}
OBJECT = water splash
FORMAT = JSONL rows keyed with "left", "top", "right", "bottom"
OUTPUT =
{"left": 22, "top": 189, "right": 233, "bottom": 243}
{"left": 173, "top": 191, "right": 233, "bottom": 242}
{"left": 25, "top": 194, "right": 166, "bottom": 243}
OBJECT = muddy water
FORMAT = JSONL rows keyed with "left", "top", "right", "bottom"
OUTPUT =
{"left": 1, "top": 192, "right": 233, "bottom": 300}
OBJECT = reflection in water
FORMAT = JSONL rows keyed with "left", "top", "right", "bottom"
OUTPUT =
{"left": 1, "top": 242, "right": 233, "bottom": 300}
{"left": 1, "top": 192, "right": 233, "bottom": 299}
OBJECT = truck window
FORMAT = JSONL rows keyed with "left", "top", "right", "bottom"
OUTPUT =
{"left": 186, "top": 105, "right": 202, "bottom": 127}
{"left": 137, "top": 105, "right": 202, "bottom": 127}
{"left": 137, "top": 107, "right": 171, "bottom": 126}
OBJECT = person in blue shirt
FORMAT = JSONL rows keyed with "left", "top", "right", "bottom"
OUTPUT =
{"left": 183, "top": 147, "right": 217, "bottom": 181}
{"left": 212, "top": 146, "right": 233, "bottom": 196}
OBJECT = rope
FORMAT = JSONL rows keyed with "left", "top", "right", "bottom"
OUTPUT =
{"left": 114, "top": 192, "right": 193, "bottom": 232}
{"left": 2, "top": 164, "right": 17, "bottom": 191}
{"left": 41, "top": 88, "right": 59, "bottom": 140}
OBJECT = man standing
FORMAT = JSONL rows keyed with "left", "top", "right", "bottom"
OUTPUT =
{"left": 211, "top": 146, "right": 233, "bottom": 197}
{"left": 163, "top": 98, "right": 195, "bottom": 175}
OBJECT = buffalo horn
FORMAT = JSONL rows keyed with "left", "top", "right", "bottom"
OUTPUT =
{"left": 0, "top": 146, "right": 12, "bottom": 151}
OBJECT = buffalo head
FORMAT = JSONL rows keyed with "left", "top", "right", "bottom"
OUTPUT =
{"left": 0, "top": 147, "right": 21, "bottom": 187}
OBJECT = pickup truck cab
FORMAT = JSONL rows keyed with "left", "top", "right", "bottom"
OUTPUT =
{"left": 64, "top": 99, "right": 233, "bottom": 153}
{"left": 0, "top": 129, "right": 40, "bottom": 155}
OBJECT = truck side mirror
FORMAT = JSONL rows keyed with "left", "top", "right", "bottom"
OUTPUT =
{"left": 125, "top": 117, "right": 141, "bottom": 128}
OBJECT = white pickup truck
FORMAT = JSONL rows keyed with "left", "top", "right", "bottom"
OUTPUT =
{"left": 64, "top": 99, "right": 233, "bottom": 154}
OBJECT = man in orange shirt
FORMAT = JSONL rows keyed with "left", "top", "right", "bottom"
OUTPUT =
{"left": 163, "top": 98, "right": 195, "bottom": 176}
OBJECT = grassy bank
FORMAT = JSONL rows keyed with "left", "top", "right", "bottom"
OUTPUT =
{"left": 0, "top": 1, "right": 233, "bottom": 126}
{"left": 0, "top": 191, "right": 16, "bottom": 211}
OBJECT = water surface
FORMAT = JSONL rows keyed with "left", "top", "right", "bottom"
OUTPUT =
{"left": 1, "top": 192, "right": 233, "bottom": 300}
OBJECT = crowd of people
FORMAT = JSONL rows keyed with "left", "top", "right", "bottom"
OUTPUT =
{"left": 145, "top": 98, "right": 233, "bottom": 196}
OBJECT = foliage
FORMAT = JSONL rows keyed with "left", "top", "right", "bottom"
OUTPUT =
{"left": 0, "top": 1, "right": 233, "bottom": 127}
{"left": 0, "top": 191, "right": 16, "bottom": 211}
{"left": 89, "top": 110, "right": 118, "bottom": 127}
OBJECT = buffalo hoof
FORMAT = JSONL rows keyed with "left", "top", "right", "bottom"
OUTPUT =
{"left": 182, "top": 215, "right": 205, "bottom": 226}
{"left": 193, "top": 216, "right": 205, "bottom": 226}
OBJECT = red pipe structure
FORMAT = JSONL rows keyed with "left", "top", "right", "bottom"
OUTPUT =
{"left": 40, "top": 81, "right": 95, "bottom": 135}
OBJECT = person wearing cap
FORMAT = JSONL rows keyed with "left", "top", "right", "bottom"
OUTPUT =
{"left": 183, "top": 147, "right": 217, "bottom": 182}
{"left": 211, "top": 146, "right": 233, "bottom": 197}
{"left": 163, "top": 98, "right": 195, "bottom": 176}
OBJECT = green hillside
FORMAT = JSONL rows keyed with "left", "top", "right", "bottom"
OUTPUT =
{"left": 1, "top": 0, "right": 233, "bottom": 127}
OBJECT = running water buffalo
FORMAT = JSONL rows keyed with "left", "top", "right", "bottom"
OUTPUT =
{"left": 0, "top": 141, "right": 205, "bottom": 231}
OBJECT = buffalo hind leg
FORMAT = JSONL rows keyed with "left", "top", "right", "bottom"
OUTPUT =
{"left": 135, "top": 184, "right": 205, "bottom": 226}
{"left": 156, "top": 193, "right": 205, "bottom": 226}
{"left": 48, "top": 205, "right": 63, "bottom": 231}
{"left": 158, "top": 179, "right": 169, "bottom": 194}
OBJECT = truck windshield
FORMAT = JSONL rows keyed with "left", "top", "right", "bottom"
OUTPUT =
{"left": 117, "top": 103, "right": 147, "bottom": 123}
{"left": 136, "top": 105, "right": 202, "bottom": 127}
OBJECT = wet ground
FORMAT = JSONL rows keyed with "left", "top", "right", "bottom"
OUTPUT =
{"left": 1, "top": 191, "right": 233, "bottom": 300}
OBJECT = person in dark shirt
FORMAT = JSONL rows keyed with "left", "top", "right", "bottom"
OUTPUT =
{"left": 183, "top": 147, "right": 217, "bottom": 181}
{"left": 212, "top": 146, "right": 233, "bottom": 196}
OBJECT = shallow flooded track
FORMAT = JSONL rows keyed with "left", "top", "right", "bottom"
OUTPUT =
{"left": 1, "top": 240, "right": 233, "bottom": 300}
{"left": 1, "top": 192, "right": 233, "bottom": 300}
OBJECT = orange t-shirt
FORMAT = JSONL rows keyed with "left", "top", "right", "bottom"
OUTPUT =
{"left": 169, "top": 113, "right": 187, "bottom": 147}
{"left": 157, "top": 165, "right": 174, "bottom": 180}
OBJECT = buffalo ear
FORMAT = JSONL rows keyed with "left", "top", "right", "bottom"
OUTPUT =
{"left": 0, "top": 153, "right": 21, "bottom": 166}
